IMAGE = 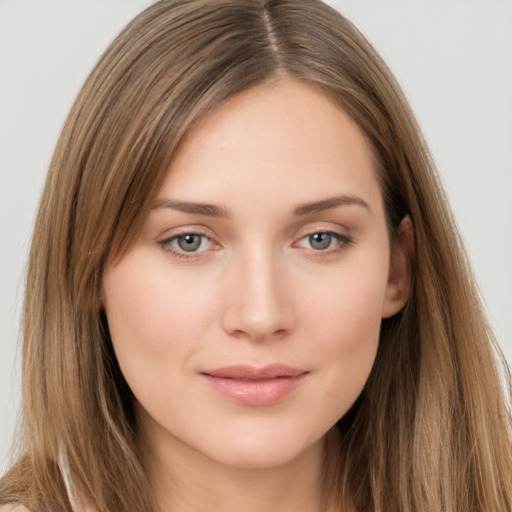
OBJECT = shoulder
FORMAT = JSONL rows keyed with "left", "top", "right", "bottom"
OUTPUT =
{"left": 0, "top": 505, "right": 31, "bottom": 512}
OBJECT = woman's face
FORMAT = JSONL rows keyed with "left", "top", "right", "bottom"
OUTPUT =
{"left": 102, "top": 79, "right": 408, "bottom": 470}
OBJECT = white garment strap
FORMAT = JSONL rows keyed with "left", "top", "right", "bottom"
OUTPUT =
{"left": 57, "top": 450, "right": 79, "bottom": 512}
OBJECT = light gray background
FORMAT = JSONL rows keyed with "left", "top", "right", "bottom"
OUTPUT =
{"left": 1, "top": 0, "right": 511, "bottom": 474}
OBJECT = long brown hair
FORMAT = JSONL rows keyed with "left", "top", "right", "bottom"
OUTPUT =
{"left": 1, "top": 1, "right": 511, "bottom": 511}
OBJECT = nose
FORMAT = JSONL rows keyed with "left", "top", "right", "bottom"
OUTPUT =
{"left": 221, "top": 246, "right": 296, "bottom": 342}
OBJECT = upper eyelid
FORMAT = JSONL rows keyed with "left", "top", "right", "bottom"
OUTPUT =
{"left": 293, "top": 223, "right": 351, "bottom": 240}
{"left": 301, "top": 230, "right": 348, "bottom": 239}
{"left": 161, "top": 230, "right": 210, "bottom": 241}
{"left": 158, "top": 226, "right": 215, "bottom": 242}
{"left": 157, "top": 226, "right": 351, "bottom": 242}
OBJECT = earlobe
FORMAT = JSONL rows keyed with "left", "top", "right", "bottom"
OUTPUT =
{"left": 382, "top": 215, "right": 414, "bottom": 319}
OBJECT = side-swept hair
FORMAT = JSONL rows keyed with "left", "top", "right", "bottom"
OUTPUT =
{"left": 1, "top": 1, "right": 511, "bottom": 511}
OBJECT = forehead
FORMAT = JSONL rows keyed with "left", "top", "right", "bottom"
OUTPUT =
{"left": 156, "top": 78, "right": 383, "bottom": 216}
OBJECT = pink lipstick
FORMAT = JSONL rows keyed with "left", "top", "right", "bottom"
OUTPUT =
{"left": 200, "top": 364, "right": 308, "bottom": 406}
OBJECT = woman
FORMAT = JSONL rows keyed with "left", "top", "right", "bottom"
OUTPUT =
{"left": 1, "top": 0, "right": 511, "bottom": 511}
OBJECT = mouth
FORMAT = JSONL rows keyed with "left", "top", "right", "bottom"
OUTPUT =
{"left": 200, "top": 364, "right": 308, "bottom": 406}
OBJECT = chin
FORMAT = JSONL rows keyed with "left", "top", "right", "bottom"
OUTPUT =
{"left": 198, "top": 426, "right": 325, "bottom": 470}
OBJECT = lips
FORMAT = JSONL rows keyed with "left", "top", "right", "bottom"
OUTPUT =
{"left": 200, "top": 365, "right": 308, "bottom": 406}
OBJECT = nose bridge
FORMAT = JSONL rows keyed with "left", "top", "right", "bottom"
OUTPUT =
{"left": 222, "top": 239, "right": 294, "bottom": 341}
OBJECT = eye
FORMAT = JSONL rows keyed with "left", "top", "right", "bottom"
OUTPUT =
{"left": 159, "top": 232, "right": 214, "bottom": 256}
{"left": 297, "top": 231, "right": 352, "bottom": 252}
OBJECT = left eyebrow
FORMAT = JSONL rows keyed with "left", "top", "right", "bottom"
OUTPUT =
{"left": 294, "top": 195, "right": 372, "bottom": 216}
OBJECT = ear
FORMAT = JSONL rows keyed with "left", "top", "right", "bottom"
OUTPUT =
{"left": 382, "top": 215, "right": 414, "bottom": 318}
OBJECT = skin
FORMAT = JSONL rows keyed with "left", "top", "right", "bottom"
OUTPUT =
{"left": 101, "top": 78, "right": 411, "bottom": 512}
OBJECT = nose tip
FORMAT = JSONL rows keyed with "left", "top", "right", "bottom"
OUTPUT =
{"left": 223, "top": 307, "right": 294, "bottom": 343}
{"left": 228, "top": 314, "right": 290, "bottom": 342}
{"left": 221, "top": 255, "right": 295, "bottom": 342}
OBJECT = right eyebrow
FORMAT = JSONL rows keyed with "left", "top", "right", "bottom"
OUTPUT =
{"left": 151, "top": 199, "right": 231, "bottom": 218}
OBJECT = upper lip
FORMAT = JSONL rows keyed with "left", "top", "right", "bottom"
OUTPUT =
{"left": 201, "top": 364, "right": 308, "bottom": 380}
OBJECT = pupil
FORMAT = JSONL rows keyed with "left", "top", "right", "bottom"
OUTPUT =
{"left": 178, "top": 234, "right": 201, "bottom": 252}
{"left": 310, "top": 232, "right": 331, "bottom": 250}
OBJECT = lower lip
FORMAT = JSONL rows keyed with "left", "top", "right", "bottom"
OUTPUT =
{"left": 202, "top": 374, "right": 307, "bottom": 406}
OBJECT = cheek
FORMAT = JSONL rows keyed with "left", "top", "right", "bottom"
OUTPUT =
{"left": 299, "top": 254, "right": 389, "bottom": 416}
{"left": 304, "top": 254, "right": 388, "bottom": 350}
{"left": 101, "top": 252, "right": 217, "bottom": 382}
{"left": 319, "top": 280, "right": 382, "bottom": 376}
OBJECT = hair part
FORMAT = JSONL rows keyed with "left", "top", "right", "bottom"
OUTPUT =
{"left": 1, "top": 1, "right": 511, "bottom": 511}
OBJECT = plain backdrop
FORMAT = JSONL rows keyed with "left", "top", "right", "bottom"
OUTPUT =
{"left": 1, "top": 0, "right": 511, "bottom": 474}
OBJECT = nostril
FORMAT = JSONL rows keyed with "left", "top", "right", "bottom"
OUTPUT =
{"left": 228, "top": 326, "right": 290, "bottom": 342}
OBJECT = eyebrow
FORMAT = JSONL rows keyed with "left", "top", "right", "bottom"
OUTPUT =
{"left": 151, "top": 199, "right": 231, "bottom": 218}
{"left": 294, "top": 195, "right": 372, "bottom": 216}
{"left": 151, "top": 194, "right": 371, "bottom": 218}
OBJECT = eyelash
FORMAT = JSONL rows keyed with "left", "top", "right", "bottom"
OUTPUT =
{"left": 158, "top": 230, "right": 353, "bottom": 259}
{"left": 294, "top": 231, "right": 353, "bottom": 256}
{"left": 158, "top": 231, "right": 215, "bottom": 259}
